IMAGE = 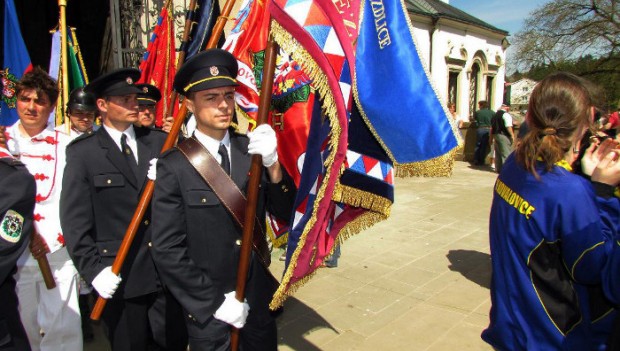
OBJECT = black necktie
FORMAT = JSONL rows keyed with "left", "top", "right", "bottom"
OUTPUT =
{"left": 218, "top": 143, "right": 230, "bottom": 175}
{"left": 121, "top": 133, "right": 139, "bottom": 180}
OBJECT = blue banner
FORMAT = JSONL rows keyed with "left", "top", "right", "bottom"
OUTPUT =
{"left": 1, "top": 0, "right": 31, "bottom": 126}
{"left": 355, "top": 0, "right": 458, "bottom": 164}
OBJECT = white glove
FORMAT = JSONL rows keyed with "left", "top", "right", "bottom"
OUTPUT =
{"left": 213, "top": 291, "right": 250, "bottom": 328}
{"left": 147, "top": 158, "right": 157, "bottom": 181}
{"left": 91, "top": 266, "right": 121, "bottom": 299}
{"left": 247, "top": 124, "right": 278, "bottom": 168}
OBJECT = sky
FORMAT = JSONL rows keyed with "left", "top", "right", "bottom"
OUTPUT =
{"left": 449, "top": 0, "right": 549, "bottom": 73}
{"left": 449, "top": 0, "right": 548, "bottom": 37}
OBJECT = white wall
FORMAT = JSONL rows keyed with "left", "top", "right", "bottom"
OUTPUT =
{"left": 411, "top": 16, "right": 507, "bottom": 118}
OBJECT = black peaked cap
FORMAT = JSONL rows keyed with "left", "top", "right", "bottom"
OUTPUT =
{"left": 173, "top": 49, "right": 238, "bottom": 95}
{"left": 85, "top": 68, "right": 142, "bottom": 98}
{"left": 136, "top": 84, "right": 162, "bottom": 104}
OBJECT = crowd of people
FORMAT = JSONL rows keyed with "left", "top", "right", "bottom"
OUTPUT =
{"left": 0, "top": 48, "right": 295, "bottom": 351}
{"left": 3, "top": 47, "right": 620, "bottom": 351}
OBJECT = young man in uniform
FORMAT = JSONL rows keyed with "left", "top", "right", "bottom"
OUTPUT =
{"left": 0, "top": 146, "right": 36, "bottom": 351}
{"left": 4, "top": 67, "right": 82, "bottom": 350}
{"left": 151, "top": 49, "right": 296, "bottom": 350}
{"left": 60, "top": 68, "right": 186, "bottom": 350}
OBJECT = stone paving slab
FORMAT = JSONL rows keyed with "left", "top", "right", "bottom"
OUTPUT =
{"left": 85, "top": 161, "right": 498, "bottom": 350}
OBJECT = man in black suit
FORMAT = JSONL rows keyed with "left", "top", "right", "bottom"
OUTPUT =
{"left": 0, "top": 147, "right": 35, "bottom": 351}
{"left": 151, "top": 49, "right": 296, "bottom": 350}
{"left": 60, "top": 69, "right": 186, "bottom": 351}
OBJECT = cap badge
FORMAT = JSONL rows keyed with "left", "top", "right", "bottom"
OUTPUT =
{"left": 210, "top": 66, "right": 219, "bottom": 76}
{"left": 143, "top": 87, "right": 149, "bottom": 93}
{"left": 126, "top": 77, "right": 133, "bottom": 85}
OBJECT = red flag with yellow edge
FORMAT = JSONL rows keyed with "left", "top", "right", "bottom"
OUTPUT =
{"left": 138, "top": 0, "right": 177, "bottom": 127}
{"left": 223, "top": 0, "right": 315, "bottom": 248}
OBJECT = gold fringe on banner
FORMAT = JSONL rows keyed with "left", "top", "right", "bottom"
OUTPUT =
{"left": 269, "top": 21, "right": 346, "bottom": 310}
{"left": 336, "top": 210, "right": 387, "bottom": 243}
{"left": 265, "top": 218, "right": 288, "bottom": 249}
{"left": 332, "top": 184, "right": 392, "bottom": 217}
{"left": 270, "top": 210, "right": 387, "bottom": 309}
{"left": 395, "top": 147, "right": 459, "bottom": 178}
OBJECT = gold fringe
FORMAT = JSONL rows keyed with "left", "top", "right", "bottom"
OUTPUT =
{"left": 337, "top": 210, "right": 387, "bottom": 242}
{"left": 395, "top": 146, "right": 459, "bottom": 178}
{"left": 269, "top": 20, "right": 347, "bottom": 310}
{"left": 332, "top": 184, "right": 392, "bottom": 217}
{"left": 265, "top": 219, "right": 288, "bottom": 249}
{"left": 269, "top": 210, "right": 387, "bottom": 309}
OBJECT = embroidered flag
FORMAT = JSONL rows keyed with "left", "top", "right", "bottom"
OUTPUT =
{"left": 223, "top": 0, "right": 316, "bottom": 248}
{"left": 355, "top": 0, "right": 460, "bottom": 175}
{"left": 138, "top": 0, "right": 177, "bottom": 127}
{"left": 267, "top": 0, "right": 459, "bottom": 309}
{"left": 1, "top": 0, "right": 32, "bottom": 126}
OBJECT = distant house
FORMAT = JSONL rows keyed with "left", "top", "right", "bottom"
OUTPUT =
{"left": 508, "top": 78, "right": 538, "bottom": 111}
{"left": 406, "top": 0, "right": 510, "bottom": 119}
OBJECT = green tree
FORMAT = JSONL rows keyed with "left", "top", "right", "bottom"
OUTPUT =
{"left": 512, "top": 0, "right": 620, "bottom": 108}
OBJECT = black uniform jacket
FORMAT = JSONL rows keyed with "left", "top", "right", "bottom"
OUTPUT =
{"left": 60, "top": 126, "right": 166, "bottom": 299}
{"left": 151, "top": 131, "right": 295, "bottom": 325}
{"left": 0, "top": 158, "right": 35, "bottom": 349}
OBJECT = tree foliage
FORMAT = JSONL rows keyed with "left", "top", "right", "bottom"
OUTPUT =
{"left": 513, "top": 0, "right": 619, "bottom": 74}
{"left": 510, "top": 0, "right": 620, "bottom": 108}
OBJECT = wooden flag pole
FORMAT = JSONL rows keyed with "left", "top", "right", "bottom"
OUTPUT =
{"left": 230, "top": 38, "right": 278, "bottom": 351}
{"left": 58, "top": 0, "right": 70, "bottom": 135}
{"left": 32, "top": 229, "right": 57, "bottom": 289}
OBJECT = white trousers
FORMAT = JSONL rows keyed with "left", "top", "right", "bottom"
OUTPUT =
{"left": 15, "top": 247, "right": 82, "bottom": 351}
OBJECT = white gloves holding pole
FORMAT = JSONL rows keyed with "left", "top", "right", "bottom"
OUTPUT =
{"left": 91, "top": 266, "right": 121, "bottom": 299}
{"left": 213, "top": 291, "right": 250, "bottom": 328}
{"left": 247, "top": 124, "right": 278, "bottom": 168}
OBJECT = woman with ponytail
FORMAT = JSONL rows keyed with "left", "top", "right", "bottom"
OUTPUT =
{"left": 482, "top": 72, "right": 620, "bottom": 350}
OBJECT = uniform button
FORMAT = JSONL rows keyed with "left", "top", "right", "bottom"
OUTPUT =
{"left": 143, "top": 219, "right": 149, "bottom": 225}
{"left": 201, "top": 198, "right": 206, "bottom": 203}
{"left": 282, "top": 185, "right": 289, "bottom": 192}
{"left": 102, "top": 249, "right": 108, "bottom": 253}
{"left": 107, "top": 179, "right": 112, "bottom": 184}
{"left": 148, "top": 242, "right": 152, "bottom": 247}
{"left": 235, "top": 239, "right": 242, "bottom": 246}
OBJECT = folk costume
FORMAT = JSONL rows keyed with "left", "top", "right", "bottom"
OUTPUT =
{"left": 482, "top": 154, "right": 620, "bottom": 350}
{"left": 5, "top": 122, "right": 82, "bottom": 351}
{"left": 0, "top": 148, "right": 35, "bottom": 351}
{"left": 60, "top": 69, "right": 186, "bottom": 351}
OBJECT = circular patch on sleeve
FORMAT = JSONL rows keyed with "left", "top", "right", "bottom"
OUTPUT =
{"left": 1, "top": 210, "right": 24, "bottom": 243}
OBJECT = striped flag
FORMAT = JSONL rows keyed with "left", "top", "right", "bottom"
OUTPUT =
{"left": 138, "top": 0, "right": 177, "bottom": 127}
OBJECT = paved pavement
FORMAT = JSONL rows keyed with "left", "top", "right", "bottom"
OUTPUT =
{"left": 86, "top": 160, "right": 498, "bottom": 350}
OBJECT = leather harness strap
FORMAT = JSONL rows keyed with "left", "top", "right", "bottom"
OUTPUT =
{"left": 177, "top": 136, "right": 271, "bottom": 267}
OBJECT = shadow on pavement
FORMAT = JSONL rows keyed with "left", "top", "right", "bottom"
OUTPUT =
{"left": 277, "top": 296, "right": 338, "bottom": 350}
{"left": 447, "top": 249, "right": 492, "bottom": 289}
